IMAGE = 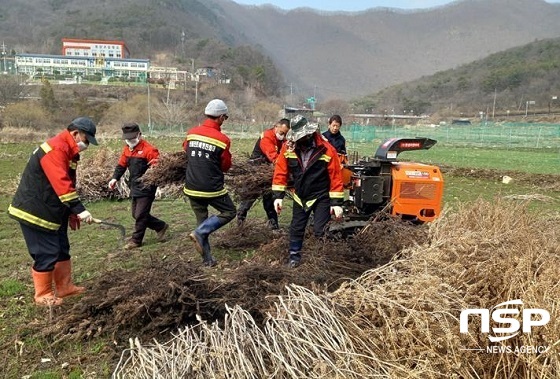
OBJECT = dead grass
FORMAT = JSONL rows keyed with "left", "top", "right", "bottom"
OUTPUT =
{"left": 0, "top": 126, "right": 51, "bottom": 143}
{"left": 110, "top": 199, "right": 560, "bottom": 378}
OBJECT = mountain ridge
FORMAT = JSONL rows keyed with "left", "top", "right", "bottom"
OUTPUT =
{"left": 1, "top": 0, "right": 560, "bottom": 101}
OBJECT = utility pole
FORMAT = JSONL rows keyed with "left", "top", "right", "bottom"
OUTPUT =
{"left": 191, "top": 58, "right": 198, "bottom": 105}
{"left": 1, "top": 41, "right": 7, "bottom": 74}
{"left": 492, "top": 88, "right": 497, "bottom": 120}
{"left": 181, "top": 29, "right": 185, "bottom": 59}
{"left": 147, "top": 80, "right": 152, "bottom": 133}
{"left": 290, "top": 82, "right": 293, "bottom": 105}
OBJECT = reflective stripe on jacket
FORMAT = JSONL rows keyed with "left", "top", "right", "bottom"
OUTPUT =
{"left": 183, "top": 119, "right": 231, "bottom": 198}
{"left": 272, "top": 132, "right": 344, "bottom": 211}
{"left": 8, "top": 130, "right": 86, "bottom": 232}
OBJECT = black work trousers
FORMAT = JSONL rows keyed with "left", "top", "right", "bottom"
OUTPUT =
{"left": 237, "top": 191, "right": 277, "bottom": 222}
{"left": 289, "top": 196, "right": 331, "bottom": 244}
{"left": 188, "top": 193, "right": 236, "bottom": 227}
{"left": 131, "top": 195, "right": 166, "bottom": 244}
{"left": 20, "top": 221, "right": 71, "bottom": 272}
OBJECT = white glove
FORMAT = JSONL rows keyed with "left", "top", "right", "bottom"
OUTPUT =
{"left": 330, "top": 206, "right": 343, "bottom": 219}
{"left": 78, "top": 210, "right": 94, "bottom": 224}
{"left": 108, "top": 178, "right": 118, "bottom": 190}
{"left": 274, "top": 199, "right": 283, "bottom": 214}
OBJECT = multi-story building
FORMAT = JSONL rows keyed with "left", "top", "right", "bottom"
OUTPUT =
{"left": 61, "top": 38, "right": 130, "bottom": 59}
{"left": 15, "top": 53, "right": 149, "bottom": 80}
{"left": 12, "top": 38, "right": 229, "bottom": 86}
{"left": 15, "top": 38, "right": 147, "bottom": 81}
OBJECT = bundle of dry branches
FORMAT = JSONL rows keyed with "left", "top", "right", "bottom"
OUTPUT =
{"left": 332, "top": 198, "right": 560, "bottom": 377}
{"left": 112, "top": 199, "right": 560, "bottom": 378}
{"left": 76, "top": 147, "right": 128, "bottom": 201}
{"left": 141, "top": 151, "right": 188, "bottom": 188}
{"left": 225, "top": 160, "right": 274, "bottom": 201}
{"left": 140, "top": 152, "right": 274, "bottom": 201}
{"left": 113, "top": 287, "right": 381, "bottom": 378}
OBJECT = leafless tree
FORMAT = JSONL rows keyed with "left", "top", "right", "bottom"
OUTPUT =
{"left": 0, "top": 76, "right": 28, "bottom": 106}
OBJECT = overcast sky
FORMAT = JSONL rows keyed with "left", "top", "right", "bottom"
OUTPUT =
{"left": 233, "top": 0, "right": 560, "bottom": 12}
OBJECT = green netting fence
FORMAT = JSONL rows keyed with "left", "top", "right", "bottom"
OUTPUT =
{"left": 144, "top": 122, "right": 560, "bottom": 149}
{"left": 344, "top": 122, "right": 560, "bottom": 149}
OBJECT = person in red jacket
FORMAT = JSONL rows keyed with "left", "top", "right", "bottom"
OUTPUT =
{"left": 108, "top": 123, "right": 168, "bottom": 250}
{"left": 236, "top": 118, "right": 290, "bottom": 229}
{"left": 183, "top": 99, "right": 236, "bottom": 266}
{"left": 8, "top": 117, "right": 97, "bottom": 306}
{"left": 272, "top": 115, "right": 345, "bottom": 268}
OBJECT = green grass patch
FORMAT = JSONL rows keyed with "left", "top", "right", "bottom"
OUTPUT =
{"left": 0, "top": 278, "right": 26, "bottom": 296}
{"left": 0, "top": 136, "right": 558, "bottom": 377}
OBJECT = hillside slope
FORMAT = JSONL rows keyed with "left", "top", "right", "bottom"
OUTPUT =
{"left": 363, "top": 37, "right": 560, "bottom": 117}
{"left": 2, "top": 0, "right": 560, "bottom": 100}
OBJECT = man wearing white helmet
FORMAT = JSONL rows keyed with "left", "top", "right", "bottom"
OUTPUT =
{"left": 182, "top": 99, "right": 236, "bottom": 266}
{"left": 272, "top": 115, "right": 345, "bottom": 268}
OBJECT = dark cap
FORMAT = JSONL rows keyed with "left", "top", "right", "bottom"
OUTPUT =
{"left": 70, "top": 117, "right": 98, "bottom": 145}
{"left": 121, "top": 123, "right": 141, "bottom": 140}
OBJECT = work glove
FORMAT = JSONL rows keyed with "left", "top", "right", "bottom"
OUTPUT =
{"left": 274, "top": 199, "right": 283, "bottom": 214}
{"left": 78, "top": 210, "right": 94, "bottom": 224}
{"left": 69, "top": 214, "right": 80, "bottom": 231}
{"left": 330, "top": 206, "right": 343, "bottom": 219}
{"left": 108, "top": 178, "right": 118, "bottom": 190}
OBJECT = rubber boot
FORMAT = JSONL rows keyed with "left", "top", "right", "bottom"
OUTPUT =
{"left": 189, "top": 215, "right": 223, "bottom": 266}
{"left": 53, "top": 260, "right": 85, "bottom": 298}
{"left": 287, "top": 240, "right": 303, "bottom": 268}
{"left": 31, "top": 268, "right": 63, "bottom": 306}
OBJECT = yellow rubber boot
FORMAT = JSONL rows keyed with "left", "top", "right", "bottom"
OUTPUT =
{"left": 53, "top": 260, "right": 85, "bottom": 298}
{"left": 31, "top": 268, "right": 62, "bottom": 306}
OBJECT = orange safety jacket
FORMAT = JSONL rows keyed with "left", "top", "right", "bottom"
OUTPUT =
{"left": 183, "top": 118, "right": 232, "bottom": 198}
{"left": 112, "top": 139, "right": 160, "bottom": 197}
{"left": 250, "top": 127, "right": 284, "bottom": 163}
{"left": 8, "top": 130, "right": 86, "bottom": 232}
{"left": 272, "top": 133, "right": 344, "bottom": 211}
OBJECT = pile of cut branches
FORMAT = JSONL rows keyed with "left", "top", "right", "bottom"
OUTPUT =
{"left": 140, "top": 152, "right": 274, "bottom": 201}
{"left": 141, "top": 151, "right": 188, "bottom": 188}
{"left": 77, "top": 147, "right": 128, "bottom": 201}
{"left": 111, "top": 198, "right": 560, "bottom": 378}
{"left": 225, "top": 160, "right": 274, "bottom": 201}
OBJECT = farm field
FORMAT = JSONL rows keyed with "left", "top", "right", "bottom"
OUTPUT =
{"left": 0, "top": 135, "right": 559, "bottom": 378}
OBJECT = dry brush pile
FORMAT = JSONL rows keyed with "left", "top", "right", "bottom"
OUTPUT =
{"left": 112, "top": 199, "right": 560, "bottom": 378}
{"left": 76, "top": 146, "right": 129, "bottom": 201}
{"left": 78, "top": 148, "right": 274, "bottom": 202}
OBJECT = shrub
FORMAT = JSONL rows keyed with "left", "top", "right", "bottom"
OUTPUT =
{"left": 2, "top": 101, "right": 52, "bottom": 130}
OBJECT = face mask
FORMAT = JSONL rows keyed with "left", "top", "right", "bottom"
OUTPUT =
{"left": 298, "top": 135, "right": 314, "bottom": 148}
{"left": 77, "top": 141, "right": 88, "bottom": 152}
{"left": 126, "top": 137, "right": 140, "bottom": 148}
{"left": 276, "top": 132, "right": 285, "bottom": 141}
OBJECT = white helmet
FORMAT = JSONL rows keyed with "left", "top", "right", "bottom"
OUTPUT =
{"left": 204, "top": 99, "right": 228, "bottom": 117}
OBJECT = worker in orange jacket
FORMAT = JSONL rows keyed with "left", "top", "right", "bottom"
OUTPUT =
{"left": 183, "top": 99, "right": 236, "bottom": 267}
{"left": 108, "top": 123, "right": 168, "bottom": 250}
{"left": 8, "top": 117, "right": 97, "bottom": 306}
{"left": 272, "top": 115, "right": 344, "bottom": 268}
{"left": 236, "top": 118, "right": 290, "bottom": 229}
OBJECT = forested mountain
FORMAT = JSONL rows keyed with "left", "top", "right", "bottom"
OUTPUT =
{"left": 358, "top": 38, "right": 560, "bottom": 118}
{"left": 1, "top": 0, "right": 560, "bottom": 102}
